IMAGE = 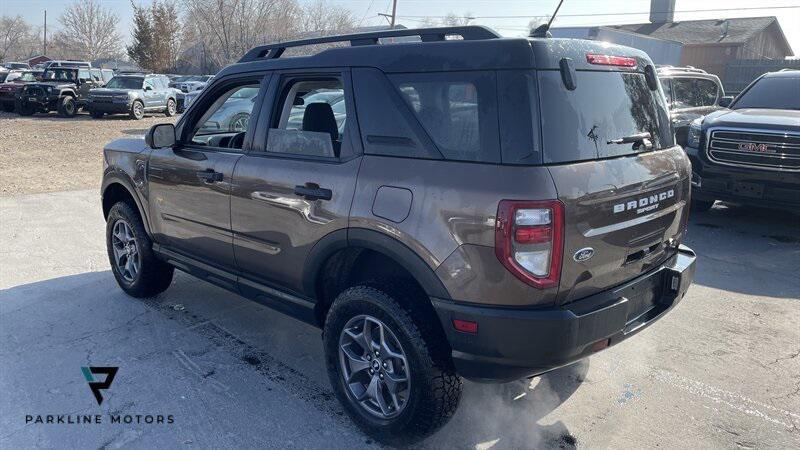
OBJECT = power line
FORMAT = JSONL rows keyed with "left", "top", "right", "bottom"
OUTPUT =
{"left": 396, "top": 5, "right": 800, "bottom": 20}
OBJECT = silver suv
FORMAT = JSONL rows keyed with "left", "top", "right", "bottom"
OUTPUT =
{"left": 87, "top": 74, "right": 178, "bottom": 120}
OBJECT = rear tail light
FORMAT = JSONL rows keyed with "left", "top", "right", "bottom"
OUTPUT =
{"left": 586, "top": 53, "right": 637, "bottom": 68}
{"left": 495, "top": 200, "right": 564, "bottom": 289}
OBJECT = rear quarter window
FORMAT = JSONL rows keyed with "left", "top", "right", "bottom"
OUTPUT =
{"left": 538, "top": 70, "right": 673, "bottom": 163}
{"left": 389, "top": 71, "right": 499, "bottom": 163}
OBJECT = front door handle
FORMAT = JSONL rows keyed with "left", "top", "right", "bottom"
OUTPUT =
{"left": 197, "top": 169, "right": 223, "bottom": 183}
{"left": 294, "top": 183, "right": 332, "bottom": 201}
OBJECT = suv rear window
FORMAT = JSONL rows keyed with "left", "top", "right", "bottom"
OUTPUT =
{"left": 538, "top": 70, "right": 672, "bottom": 163}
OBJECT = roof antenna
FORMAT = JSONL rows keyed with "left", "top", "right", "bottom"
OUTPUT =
{"left": 530, "top": 0, "right": 565, "bottom": 38}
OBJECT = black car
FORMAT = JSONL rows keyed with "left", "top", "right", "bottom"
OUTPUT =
{"left": 16, "top": 67, "right": 104, "bottom": 117}
{"left": 657, "top": 66, "right": 732, "bottom": 147}
{"left": 684, "top": 69, "right": 800, "bottom": 211}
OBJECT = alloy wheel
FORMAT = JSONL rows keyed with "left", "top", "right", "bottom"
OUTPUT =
{"left": 339, "top": 315, "right": 411, "bottom": 419}
{"left": 133, "top": 102, "right": 144, "bottom": 119}
{"left": 111, "top": 219, "right": 140, "bottom": 282}
{"left": 167, "top": 99, "right": 175, "bottom": 115}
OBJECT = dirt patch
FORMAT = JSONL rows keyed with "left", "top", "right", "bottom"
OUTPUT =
{"left": 0, "top": 110, "right": 176, "bottom": 196}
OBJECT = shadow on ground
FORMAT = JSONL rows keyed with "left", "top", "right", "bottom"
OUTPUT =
{"left": 685, "top": 202, "right": 800, "bottom": 299}
{"left": 1, "top": 270, "right": 589, "bottom": 448}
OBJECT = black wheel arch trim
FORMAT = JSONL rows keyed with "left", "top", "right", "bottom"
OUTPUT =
{"left": 101, "top": 171, "right": 152, "bottom": 236}
{"left": 302, "top": 227, "right": 451, "bottom": 301}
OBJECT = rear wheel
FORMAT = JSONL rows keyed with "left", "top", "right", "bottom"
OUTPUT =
{"left": 106, "top": 202, "right": 174, "bottom": 297}
{"left": 129, "top": 100, "right": 144, "bottom": 120}
{"left": 57, "top": 96, "right": 76, "bottom": 117}
{"left": 692, "top": 199, "right": 715, "bottom": 212}
{"left": 323, "top": 286, "right": 462, "bottom": 445}
{"left": 164, "top": 98, "right": 176, "bottom": 116}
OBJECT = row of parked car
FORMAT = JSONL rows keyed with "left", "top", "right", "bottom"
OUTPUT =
{"left": 0, "top": 60, "right": 215, "bottom": 120}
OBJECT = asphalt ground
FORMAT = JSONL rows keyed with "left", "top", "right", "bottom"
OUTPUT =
{"left": 1, "top": 190, "right": 798, "bottom": 449}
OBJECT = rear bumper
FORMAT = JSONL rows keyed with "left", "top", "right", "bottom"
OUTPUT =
{"left": 686, "top": 145, "right": 800, "bottom": 210}
{"left": 432, "top": 245, "right": 696, "bottom": 383}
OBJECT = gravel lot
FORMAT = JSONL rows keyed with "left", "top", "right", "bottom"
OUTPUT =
{"left": 0, "top": 110, "right": 175, "bottom": 196}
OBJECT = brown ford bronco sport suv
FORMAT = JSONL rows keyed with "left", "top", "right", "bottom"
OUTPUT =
{"left": 101, "top": 26, "right": 696, "bottom": 444}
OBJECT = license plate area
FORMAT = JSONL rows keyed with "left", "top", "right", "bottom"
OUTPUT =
{"left": 621, "top": 272, "right": 663, "bottom": 324}
{"left": 731, "top": 181, "right": 764, "bottom": 199}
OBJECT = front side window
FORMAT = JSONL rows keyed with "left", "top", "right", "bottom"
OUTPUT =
{"left": 189, "top": 83, "right": 260, "bottom": 149}
{"left": 732, "top": 76, "right": 800, "bottom": 110}
{"left": 390, "top": 71, "right": 498, "bottom": 163}
{"left": 266, "top": 77, "right": 347, "bottom": 158}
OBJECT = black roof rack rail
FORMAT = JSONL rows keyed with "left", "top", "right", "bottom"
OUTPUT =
{"left": 238, "top": 26, "right": 501, "bottom": 63}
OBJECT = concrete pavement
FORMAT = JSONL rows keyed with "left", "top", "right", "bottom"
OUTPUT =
{"left": 1, "top": 190, "right": 798, "bottom": 448}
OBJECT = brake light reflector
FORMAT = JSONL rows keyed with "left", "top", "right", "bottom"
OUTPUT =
{"left": 586, "top": 53, "right": 637, "bottom": 68}
{"left": 495, "top": 200, "right": 564, "bottom": 289}
{"left": 453, "top": 319, "right": 478, "bottom": 334}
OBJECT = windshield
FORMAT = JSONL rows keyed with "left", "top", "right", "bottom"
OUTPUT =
{"left": 732, "top": 76, "right": 800, "bottom": 110}
{"left": 538, "top": 70, "right": 673, "bottom": 163}
{"left": 42, "top": 69, "right": 77, "bottom": 81}
{"left": 105, "top": 77, "right": 144, "bottom": 89}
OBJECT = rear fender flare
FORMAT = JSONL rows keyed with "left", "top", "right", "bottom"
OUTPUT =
{"left": 302, "top": 228, "right": 451, "bottom": 300}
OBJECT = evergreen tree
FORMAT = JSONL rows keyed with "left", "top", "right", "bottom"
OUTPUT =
{"left": 126, "top": 2, "right": 155, "bottom": 70}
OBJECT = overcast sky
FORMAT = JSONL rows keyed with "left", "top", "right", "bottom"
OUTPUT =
{"left": 2, "top": 0, "right": 798, "bottom": 56}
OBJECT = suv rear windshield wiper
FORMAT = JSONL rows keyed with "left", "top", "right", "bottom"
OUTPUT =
{"left": 607, "top": 132, "right": 653, "bottom": 150}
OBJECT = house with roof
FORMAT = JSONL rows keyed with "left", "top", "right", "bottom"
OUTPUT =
{"left": 611, "top": 14, "right": 794, "bottom": 80}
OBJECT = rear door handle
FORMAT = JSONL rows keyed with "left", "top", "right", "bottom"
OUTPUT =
{"left": 197, "top": 169, "right": 223, "bottom": 183}
{"left": 294, "top": 183, "right": 332, "bottom": 201}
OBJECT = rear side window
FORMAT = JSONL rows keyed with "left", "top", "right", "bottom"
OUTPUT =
{"left": 538, "top": 70, "right": 673, "bottom": 163}
{"left": 390, "top": 71, "right": 499, "bottom": 163}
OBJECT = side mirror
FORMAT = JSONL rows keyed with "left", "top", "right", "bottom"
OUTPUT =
{"left": 145, "top": 123, "right": 176, "bottom": 149}
{"left": 144, "top": 85, "right": 153, "bottom": 91}
{"left": 718, "top": 96, "right": 733, "bottom": 108}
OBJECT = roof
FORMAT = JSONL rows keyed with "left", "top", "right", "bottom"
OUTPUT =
{"left": 224, "top": 26, "right": 654, "bottom": 77}
{"left": 612, "top": 16, "right": 779, "bottom": 46}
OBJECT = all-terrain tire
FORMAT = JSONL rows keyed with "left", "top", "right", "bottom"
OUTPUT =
{"left": 106, "top": 201, "right": 174, "bottom": 298}
{"left": 692, "top": 199, "right": 715, "bottom": 212}
{"left": 164, "top": 98, "right": 176, "bottom": 117}
{"left": 16, "top": 101, "right": 34, "bottom": 116}
{"left": 323, "top": 286, "right": 462, "bottom": 445}
{"left": 129, "top": 100, "right": 144, "bottom": 120}
{"left": 57, "top": 96, "right": 77, "bottom": 117}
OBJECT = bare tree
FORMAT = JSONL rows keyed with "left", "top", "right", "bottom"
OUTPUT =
{"left": 51, "top": 0, "right": 122, "bottom": 60}
{"left": 179, "top": 0, "right": 355, "bottom": 71}
{"left": 0, "top": 15, "right": 39, "bottom": 62}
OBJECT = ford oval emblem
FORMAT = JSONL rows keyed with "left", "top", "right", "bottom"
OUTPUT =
{"left": 573, "top": 248, "right": 594, "bottom": 262}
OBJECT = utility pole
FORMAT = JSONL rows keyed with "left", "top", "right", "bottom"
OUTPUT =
{"left": 43, "top": 10, "right": 47, "bottom": 56}
{"left": 390, "top": 0, "right": 398, "bottom": 28}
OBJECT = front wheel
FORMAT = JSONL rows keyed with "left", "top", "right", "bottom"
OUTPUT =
{"left": 106, "top": 202, "right": 174, "bottom": 297}
{"left": 323, "top": 286, "right": 462, "bottom": 445}
{"left": 16, "top": 101, "right": 34, "bottom": 116}
{"left": 57, "top": 96, "right": 76, "bottom": 117}
{"left": 129, "top": 100, "right": 144, "bottom": 120}
{"left": 164, "top": 98, "right": 176, "bottom": 116}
